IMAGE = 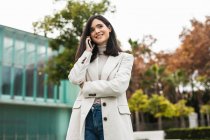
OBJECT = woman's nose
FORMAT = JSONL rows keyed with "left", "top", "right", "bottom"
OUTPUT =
{"left": 95, "top": 28, "right": 100, "bottom": 33}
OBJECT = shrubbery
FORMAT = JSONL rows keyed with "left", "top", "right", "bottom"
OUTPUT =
{"left": 165, "top": 127, "right": 210, "bottom": 139}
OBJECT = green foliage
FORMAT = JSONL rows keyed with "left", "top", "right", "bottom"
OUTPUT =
{"left": 147, "top": 94, "right": 176, "bottom": 118}
{"left": 128, "top": 38, "right": 139, "bottom": 50}
{"left": 165, "top": 127, "right": 210, "bottom": 139}
{"left": 45, "top": 48, "right": 75, "bottom": 85}
{"left": 174, "top": 99, "right": 194, "bottom": 117}
{"left": 141, "top": 64, "right": 166, "bottom": 94}
{"left": 200, "top": 104, "right": 210, "bottom": 114}
{"left": 165, "top": 69, "right": 188, "bottom": 88}
{"left": 150, "top": 64, "right": 165, "bottom": 81}
{"left": 33, "top": 0, "right": 114, "bottom": 84}
{"left": 128, "top": 89, "right": 149, "bottom": 112}
{"left": 128, "top": 35, "right": 156, "bottom": 59}
{"left": 196, "top": 75, "right": 210, "bottom": 91}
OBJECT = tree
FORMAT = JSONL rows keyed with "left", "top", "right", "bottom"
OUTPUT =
{"left": 33, "top": 0, "right": 114, "bottom": 84}
{"left": 141, "top": 64, "right": 166, "bottom": 95}
{"left": 127, "top": 38, "right": 145, "bottom": 96}
{"left": 147, "top": 94, "right": 175, "bottom": 130}
{"left": 164, "top": 69, "right": 189, "bottom": 102}
{"left": 164, "top": 18, "right": 210, "bottom": 120}
{"left": 200, "top": 104, "right": 210, "bottom": 126}
{"left": 174, "top": 99, "right": 194, "bottom": 128}
{"left": 167, "top": 17, "right": 210, "bottom": 94}
{"left": 127, "top": 36, "right": 157, "bottom": 96}
{"left": 168, "top": 17, "right": 210, "bottom": 75}
{"left": 129, "top": 35, "right": 156, "bottom": 63}
{"left": 128, "top": 89, "right": 149, "bottom": 130}
{"left": 196, "top": 75, "right": 210, "bottom": 104}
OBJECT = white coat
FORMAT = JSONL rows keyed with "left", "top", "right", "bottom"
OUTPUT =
{"left": 66, "top": 50, "right": 134, "bottom": 140}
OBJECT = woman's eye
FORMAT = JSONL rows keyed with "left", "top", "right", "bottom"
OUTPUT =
{"left": 95, "top": 24, "right": 103, "bottom": 29}
{"left": 90, "top": 28, "right": 94, "bottom": 32}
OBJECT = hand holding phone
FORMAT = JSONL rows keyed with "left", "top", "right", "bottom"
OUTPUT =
{"left": 86, "top": 37, "right": 95, "bottom": 51}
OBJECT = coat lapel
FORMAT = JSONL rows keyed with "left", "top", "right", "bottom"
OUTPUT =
{"left": 87, "top": 53, "right": 123, "bottom": 81}
{"left": 101, "top": 53, "right": 123, "bottom": 80}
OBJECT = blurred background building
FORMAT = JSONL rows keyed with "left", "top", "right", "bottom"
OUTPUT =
{"left": 0, "top": 25, "right": 79, "bottom": 140}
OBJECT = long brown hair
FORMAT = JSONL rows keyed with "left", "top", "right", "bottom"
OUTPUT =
{"left": 75, "top": 15, "right": 122, "bottom": 62}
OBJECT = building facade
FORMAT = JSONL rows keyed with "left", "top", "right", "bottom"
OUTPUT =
{"left": 0, "top": 25, "right": 79, "bottom": 140}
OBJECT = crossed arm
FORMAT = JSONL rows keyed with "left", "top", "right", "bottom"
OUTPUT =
{"left": 69, "top": 52, "right": 134, "bottom": 97}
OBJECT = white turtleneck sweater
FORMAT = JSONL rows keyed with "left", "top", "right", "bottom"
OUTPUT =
{"left": 98, "top": 46, "right": 108, "bottom": 79}
{"left": 93, "top": 45, "right": 108, "bottom": 104}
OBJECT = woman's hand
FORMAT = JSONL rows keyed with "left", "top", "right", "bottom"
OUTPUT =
{"left": 86, "top": 37, "right": 95, "bottom": 52}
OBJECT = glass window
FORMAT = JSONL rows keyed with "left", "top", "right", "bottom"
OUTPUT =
{"left": 48, "top": 83, "right": 55, "bottom": 99}
{"left": 2, "top": 66, "right": 11, "bottom": 95}
{"left": 3, "top": 36, "right": 13, "bottom": 65}
{"left": 14, "top": 39, "right": 25, "bottom": 67}
{"left": 3, "top": 35, "right": 13, "bottom": 48}
{"left": 26, "top": 42, "right": 35, "bottom": 65}
{"left": 25, "top": 67, "right": 34, "bottom": 97}
{"left": 37, "top": 45, "right": 47, "bottom": 66}
{"left": 37, "top": 45, "right": 46, "bottom": 55}
{"left": 37, "top": 67, "right": 44, "bottom": 97}
{"left": 14, "top": 68, "right": 23, "bottom": 96}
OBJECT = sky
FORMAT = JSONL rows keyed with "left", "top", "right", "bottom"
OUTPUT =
{"left": 0, "top": 0, "right": 209, "bottom": 52}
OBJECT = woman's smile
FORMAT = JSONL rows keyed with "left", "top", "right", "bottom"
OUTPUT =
{"left": 90, "top": 19, "right": 111, "bottom": 46}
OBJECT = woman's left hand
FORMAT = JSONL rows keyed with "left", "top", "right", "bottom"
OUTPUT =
{"left": 85, "top": 37, "right": 95, "bottom": 52}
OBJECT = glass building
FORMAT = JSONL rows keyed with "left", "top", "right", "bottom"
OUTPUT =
{"left": 0, "top": 25, "right": 79, "bottom": 140}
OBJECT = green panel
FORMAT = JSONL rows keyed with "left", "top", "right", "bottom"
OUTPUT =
{"left": 33, "top": 39, "right": 38, "bottom": 101}
{"left": 54, "top": 85, "right": 58, "bottom": 103}
{"left": 56, "top": 108, "right": 71, "bottom": 139}
{"left": 44, "top": 41, "right": 48, "bottom": 102}
{"left": 10, "top": 33, "right": 16, "bottom": 98}
{"left": 0, "top": 25, "right": 75, "bottom": 106}
{"left": 0, "top": 28, "right": 3, "bottom": 59}
{"left": 21, "top": 36, "right": 27, "bottom": 100}
{"left": 59, "top": 80, "right": 79, "bottom": 106}
{"left": 0, "top": 104, "right": 71, "bottom": 140}
{"left": 0, "top": 27, "right": 3, "bottom": 97}
{"left": 43, "top": 74, "right": 48, "bottom": 102}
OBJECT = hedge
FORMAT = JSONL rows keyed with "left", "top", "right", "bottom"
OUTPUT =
{"left": 165, "top": 127, "right": 210, "bottom": 139}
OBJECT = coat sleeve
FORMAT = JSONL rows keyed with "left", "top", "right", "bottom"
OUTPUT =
{"left": 82, "top": 53, "right": 134, "bottom": 98}
{"left": 68, "top": 51, "right": 92, "bottom": 85}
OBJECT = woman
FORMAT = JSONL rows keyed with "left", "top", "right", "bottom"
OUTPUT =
{"left": 66, "top": 15, "right": 134, "bottom": 140}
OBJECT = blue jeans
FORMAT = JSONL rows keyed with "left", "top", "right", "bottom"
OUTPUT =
{"left": 85, "top": 104, "right": 104, "bottom": 140}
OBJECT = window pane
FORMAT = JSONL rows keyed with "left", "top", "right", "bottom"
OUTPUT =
{"left": 2, "top": 66, "right": 11, "bottom": 95}
{"left": 14, "top": 68, "right": 23, "bottom": 96}
{"left": 26, "top": 42, "right": 35, "bottom": 65}
{"left": 3, "top": 36, "right": 13, "bottom": 65}
{"left": 37, "top": 70, "right": 44, "bottom": 97}
{"left": 37, "top": 45, "right": 46, "bottom": 55}
{"left": 14, "top": 39, "right": 25, "bottom": 67}
{"left": 26, "top": 67, "right": 33, "bottom": 96}
{"left": 3, "top": 35, "right": 13, "bottom": 48}
{"left": 48, "top": 84, "right": 54, "bottom": 99}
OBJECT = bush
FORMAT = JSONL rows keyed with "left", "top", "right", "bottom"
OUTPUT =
{"left": 165, "top": 127, "right": 210, "bottom": 139}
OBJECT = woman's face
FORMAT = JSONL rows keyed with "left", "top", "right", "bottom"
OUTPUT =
{"left": 90, "top": 19, "right": 111, "bottom": 46}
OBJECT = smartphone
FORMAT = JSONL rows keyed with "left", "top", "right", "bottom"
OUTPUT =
{"left": 88, "top": 39, "right": 94, "bottom": 49}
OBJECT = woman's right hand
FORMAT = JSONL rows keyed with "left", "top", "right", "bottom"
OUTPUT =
{"left": 86, "top": 37, "right": 95, "bottom": 52}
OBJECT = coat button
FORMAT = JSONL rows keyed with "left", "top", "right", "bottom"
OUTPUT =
{"left": 102, "top": 102, "right": 106, "bottom": 106}
{"left": 81, "top": 57, "right": 87, "bottom": 64}
{"left": 88, "top": 93, "right": 96, "bottom": 97}
{"left": 103, "top": 117, "right": 107, "bottom": 121}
